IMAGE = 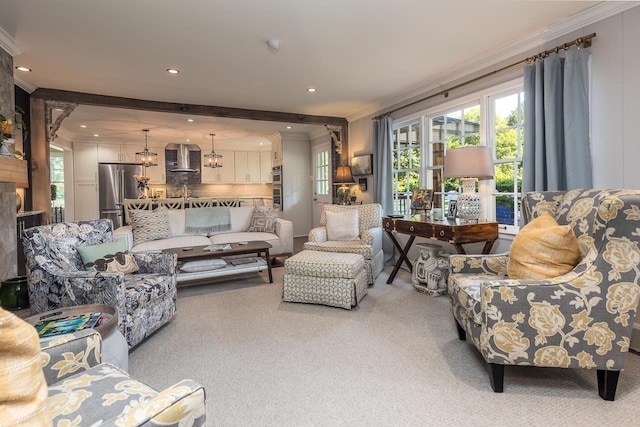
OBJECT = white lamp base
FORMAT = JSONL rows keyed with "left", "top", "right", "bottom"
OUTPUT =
{"left": 456, "top": 178, "right": 480, "bottom": 222}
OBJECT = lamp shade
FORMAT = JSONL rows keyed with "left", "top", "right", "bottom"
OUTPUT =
{"left": 443, "top": 146, "right": 493, "bottom": 179}
{"left": 334, "top": 165, "right": 355, "bottom": 184}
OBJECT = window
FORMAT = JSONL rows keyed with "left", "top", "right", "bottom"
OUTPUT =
{"left": 50, "top": 151, "right": 65, "bottom": 208}
{"left": 391, "top": 121, "right": 420, "bottom": 214}
{"left": 315, "top": 149, "right": 330, "bottom": 196}
{"left": 491, "top": 90, "right": 524, "bottom": 231}
{"left": 391, "top": 81, "right": 524, "bottom": 232}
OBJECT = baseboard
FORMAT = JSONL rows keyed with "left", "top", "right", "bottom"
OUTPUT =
{"left": 631, "top": 323, "right": 640, "bottom": 353}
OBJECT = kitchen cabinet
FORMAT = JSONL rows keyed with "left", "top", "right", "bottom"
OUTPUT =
{"left": 97, "top": 143, "right": 139, "bottom": 163}
{"left": 73, "top": 143, "right": 98, "bottom": 182}
{"left": 261, "top": 151, "right": 272, "bottom": 182}
{"left": 74, "top": 181, "right": 99, "bottom": 220}
{"left": 272, "top": 138, "right": 282, "bottom": 167}
{"left": 201, "top": 150, "right": 235, "bottom": 183}
{"left": 144, "top": 145, "right": 166, "bottom": 184}
{"left": 234, "top": 151, "right": 262, "bottom": 182}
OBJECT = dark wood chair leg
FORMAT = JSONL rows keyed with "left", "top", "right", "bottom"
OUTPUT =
{"left": 488, "top": 363, "right": 504, "bottom": 393}
{"left": 597, "top": 369, "right": 620, "bottom": 401}
{"left": 454, "top": 319, "right": 466, "bottom": 341}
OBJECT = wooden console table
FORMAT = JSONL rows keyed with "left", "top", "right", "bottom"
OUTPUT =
{"left": 383, "top": 216, "right": 498, "bottom": 284}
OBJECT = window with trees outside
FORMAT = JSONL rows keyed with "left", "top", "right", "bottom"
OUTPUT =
{"left": 50, "top": 151, "right": 65, "bottom": 208}
{"left": 390, "top": 81, "right": 524, "bottom": 232}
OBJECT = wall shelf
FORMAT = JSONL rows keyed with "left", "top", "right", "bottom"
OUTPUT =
{"left": 0, "top": 156, "right": 28, "bottom": 187}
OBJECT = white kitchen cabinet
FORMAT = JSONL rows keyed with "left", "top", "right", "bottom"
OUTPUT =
{"left": 261, "top": 151, "right": 272, "bottom": 182}
{"left": 97, "top": 143, "right": 140, "bottom": 163}
{"left": 201, "top": 150, "right": 235, "bottom": 183}
{"left": 144, "top": 145, "right": 166, "bottom": 184}
{"left": 74, "top": 181, "right": 99, "bottom": 220}
{"left": 73, "top": 143, "right": 98, "bottom": 182}
{"left": 234, "top": 151, "right": 262, "bottom": 182}
{"left": 272, "top": 138, "right": 282, "bottom": 167}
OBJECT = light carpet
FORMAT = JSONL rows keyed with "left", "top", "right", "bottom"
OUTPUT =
{"left": 129, "top": 268, "right": 640, "bottom": 426}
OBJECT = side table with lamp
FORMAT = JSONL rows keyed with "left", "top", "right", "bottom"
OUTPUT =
{"left": 334, "top": 164, "right": 355, "bottom": 205}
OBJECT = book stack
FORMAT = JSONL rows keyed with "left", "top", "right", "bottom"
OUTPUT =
{"left": 34, "top": 312, "right": 103, "bottom": 338}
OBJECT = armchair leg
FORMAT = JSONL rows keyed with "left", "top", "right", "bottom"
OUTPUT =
{"left": 488, "top": 363, "right": 504, "bottom": 393}
{"left": 454, "top": 319, "right": 466, "bottom": 341}
{"left": 597, "top": 370, "right": 620, "bottom": 401}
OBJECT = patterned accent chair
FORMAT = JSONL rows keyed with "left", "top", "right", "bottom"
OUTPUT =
{"left": 22, "top": 219, "right": 178, "bottom": 349}
{"left": 448, "top": 189, "right": 640, "bottom": 400}
{"left": 42, "top": 329, "right": 206, "bottom": 425}
{"left": 304, "top": 203, "right": 384, "bottom": 285}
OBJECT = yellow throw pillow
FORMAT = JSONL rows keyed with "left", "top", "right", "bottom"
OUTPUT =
{"left": 507, "top": 212, "right": 581, "bottom": 280}
{"left": 0, "top": 307, "right": 50, "bottom": 425}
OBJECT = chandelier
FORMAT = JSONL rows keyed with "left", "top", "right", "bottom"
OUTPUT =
{"left": 135, "top": 129, "right": 158, "bottom": 167}
{"left": 203, "top": 133, "right": 223, "bottom": 168}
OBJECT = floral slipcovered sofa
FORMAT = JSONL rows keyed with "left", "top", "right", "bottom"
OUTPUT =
{"left": 22, "top": 219, "right": 178, "bottom": 349}
{"left": 448, "top": 189, "right": 640, "bottom": 400}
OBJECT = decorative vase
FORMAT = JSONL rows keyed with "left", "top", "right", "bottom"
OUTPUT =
{"left": 138, "top": 188, "right": 147, "bottom": 199}
{"left": 456, "top": 178, "right": 481, "bottom": 222}
{"left": 412, "top": 243, "right": 449, "bottom": 296}
{"left": 0, "top": 138, "right": 14, "bottom": 157}
{"left": 16, "top": 192, "right": 22, "bottom": 212}
{"left": 0, "top": 276, "right": 30, "bottom": 311}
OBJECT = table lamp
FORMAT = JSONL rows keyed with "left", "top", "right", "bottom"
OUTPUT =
{"left": 443, "top": 146, "right": 493, "bottom": 222}
{"left": 334, "top": 165, "right": 355, "bottom": 205}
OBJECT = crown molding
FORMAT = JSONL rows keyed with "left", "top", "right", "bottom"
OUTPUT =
{"left": 0, "top": 26, "right": 22, "bottom": 56}
{"left": 347, "top": 2, "right": 640, "bottom": 123}
{"left": 13, "top": 75, "right": 37, "bottom": 93}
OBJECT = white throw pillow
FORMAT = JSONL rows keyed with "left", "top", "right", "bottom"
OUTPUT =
{"left": 326, "top": 210, "right": 360, "bottom": 241}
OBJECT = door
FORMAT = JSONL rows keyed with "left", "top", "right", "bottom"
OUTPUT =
{"left": 312, "top": 143, "right": 331, "bottom": 227}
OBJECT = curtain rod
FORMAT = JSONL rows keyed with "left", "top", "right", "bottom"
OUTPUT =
{"left": 372, "top": 33, "right": 596, "bottom": 121}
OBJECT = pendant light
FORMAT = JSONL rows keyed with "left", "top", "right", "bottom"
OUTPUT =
{"left": 135, "top": 129, "right": 158, "bottom": 167}
{"left": 203, "top": 133, "right": 223, "bottom": 168}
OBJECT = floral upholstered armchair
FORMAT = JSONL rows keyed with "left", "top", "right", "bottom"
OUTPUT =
{"left": 448, "top": 189, "right": 640, "bottom": 400}
{"left": 304, "top": 203, "right": 384, "bottom": 285}
{"left": 43, "top": 329, "right": 206, "bottom": 425}
{"left": 22, "top": 219, "right": 178, "bottom": 349}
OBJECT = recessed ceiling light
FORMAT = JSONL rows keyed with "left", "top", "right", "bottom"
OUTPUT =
{"left": 15, "top": 66, "right": 32, "bottom": 72}
{"left": 93, "top": 134, "right": 99, "bottom": 137}
{"left": 80, "top": 124, "right": 87, "bottom": 128}
{"left": 307, "top": 87, "right": 317, "bottom": 93}
{"left": 187, "top": 119, "right": 194, "bottom": 122}
{"left": 259, "top": 142, "right": 264, "bottom": 145}
{"left": 186, "top": 139, "right": 190, "bottom": 142}
{"left": 166, "top": 68, "right": 180, "bottom": 74}
{"left": 286, "top": 126, "right": 292, "bottom": 129}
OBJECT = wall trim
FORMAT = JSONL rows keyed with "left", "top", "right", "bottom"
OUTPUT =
{"left": 0, "top": 26, "right": 22, "bottom": 56}
{"left": 347, "top": 2, "right": 640, "bottom": 123}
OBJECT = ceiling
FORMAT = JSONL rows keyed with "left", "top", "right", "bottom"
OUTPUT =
{"left": 1, "top": 0, "right": 604, "bottom": 147}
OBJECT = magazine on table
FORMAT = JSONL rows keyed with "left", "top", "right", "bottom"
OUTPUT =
{"left": 34, "top": 312, "right": 103, "bottom": 338}
{"left": 204, "top": 244, "right": 232, "bottom": 251}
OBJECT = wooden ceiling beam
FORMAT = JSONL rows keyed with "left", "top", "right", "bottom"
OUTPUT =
{"left": 31, "top": 88, "right": 348, "bottom": 126}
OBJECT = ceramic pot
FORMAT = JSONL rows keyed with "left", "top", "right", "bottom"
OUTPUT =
{"left": 0, "top": 276, "right": 30, "bottom": 311}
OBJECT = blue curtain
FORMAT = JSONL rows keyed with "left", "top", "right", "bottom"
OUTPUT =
{"left": 373, "top": 115, "right": 394, "bottom": 215}
{"left": 523, "top": 49, "right": 592, "bottom": 192}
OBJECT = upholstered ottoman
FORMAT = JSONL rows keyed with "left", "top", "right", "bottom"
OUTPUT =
{"left": 283, "top": 250, "right": 367, "bottom": 309}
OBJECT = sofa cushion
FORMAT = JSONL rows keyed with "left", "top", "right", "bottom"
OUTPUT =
{"left": 303, "top": 240, "right": 374, "bottom": 259}
{"left": 130, "top": 206, "right": 172, "bottom": 246}
{"left": 248, "top": 206, "right": 278, "bottom": 233}
{"left": 132, "top": 235, "right": 211, "bottom": 253}
{"left": 78, "top": 239, "right": 139, "bottom": 273}
{"left": 180, "top": 259, "right": 227, "bottom": 273}
{"left": 326, "top": 210, "right": 360, "bottom": 241}
{"left": 229, "top": 206, "right": 255, "bottom": 233}
{"left": 507, "top": 212, "right": 581, "bottom": 280}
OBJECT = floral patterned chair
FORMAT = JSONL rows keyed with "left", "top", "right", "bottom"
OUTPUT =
{"left": 448, "top": 189, "right": 640, "bottom": 400}
{"left": 42, "top": 329, "right": 206, "bottom": 425}
{"left": 303, "top": 203, "right": 384, "bottom": 285}
{"left": 22, "top": 219, "right": 178, "bottom": 349}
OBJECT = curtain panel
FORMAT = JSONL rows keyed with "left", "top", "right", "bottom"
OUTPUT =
{"left": 523, "top": 48, "right": 592, "bottom": 192}
{"left": 373, "top": 115, "right": 394, "bottom": 215}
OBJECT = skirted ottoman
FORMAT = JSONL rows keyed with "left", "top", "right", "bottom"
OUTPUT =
{"left": 283, "top": 250, "right": 367, "bottom": 309}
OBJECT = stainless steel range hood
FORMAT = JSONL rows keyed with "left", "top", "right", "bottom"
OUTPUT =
{"left": 166, "top": 143, "right": 200, "bottom": 173}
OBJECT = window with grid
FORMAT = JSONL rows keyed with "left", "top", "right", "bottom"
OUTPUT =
{"left": 491, "top": 89, "right": 524, "bottom": 231}
{"left": 426, "top": 103, "right": 481, "bottom": 210}
{"left": 315, "top": 149, "right": 330, "bottom": 196}
{"left": 391, "top": 121, "right": 420, "bottom": 214}
{"left": 50, "top": 151, "right": 65, "bottom": 208}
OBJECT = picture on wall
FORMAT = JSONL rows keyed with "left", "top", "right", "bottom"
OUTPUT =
{"left": 350, "top": 154, "right": 373, "bottom": 176}
{"left": 358, "top": 178, "right": 367, "bottom": 191}
{"left": 151, "top": 187, "right": 166, "bottom": 199}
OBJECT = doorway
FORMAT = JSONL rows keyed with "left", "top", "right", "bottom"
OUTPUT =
{"left": 312, "top": 143, "right": 331, "bottom": 227}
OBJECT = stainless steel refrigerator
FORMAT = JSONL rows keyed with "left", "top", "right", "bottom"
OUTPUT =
{"left": 99, "top": 163, "right": 144, "bottom": 228}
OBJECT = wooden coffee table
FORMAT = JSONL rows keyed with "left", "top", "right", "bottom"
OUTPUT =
{"left": 164, "top": 241, "right": 273, "bottom": 283}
